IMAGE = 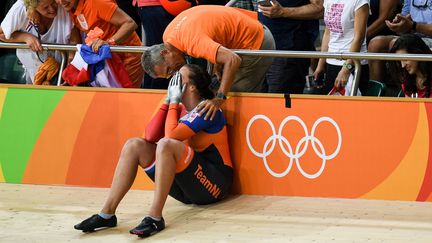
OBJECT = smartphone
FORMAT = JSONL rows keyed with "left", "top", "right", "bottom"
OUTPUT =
{"left": 305, "top": 74, "right": 314, "bottom": 88}
{"left": 257, "top": 0, "right": 273, "bottom": 7}
{"left": 314, "top": 73, "right": 325, "bottom": 87}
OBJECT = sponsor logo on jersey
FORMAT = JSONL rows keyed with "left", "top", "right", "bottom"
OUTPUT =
{"left": 187, "top": 112, "right": 198, "bottom": 123}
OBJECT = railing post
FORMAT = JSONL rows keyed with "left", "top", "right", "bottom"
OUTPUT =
{"left": 206, "top": 61, "right": 214, "bottom": 76}
{"left": 350, "top": 59, "right": 361, "bottom": 96}
{"left": 57, "top": 51, "right": 67, "bottom": 86}
{"left": 225, "top": 0, "right": 240, "bottom": 7}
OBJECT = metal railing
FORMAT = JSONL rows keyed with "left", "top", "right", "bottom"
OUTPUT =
{"left": 2, "top": 42, "right": 432, "bottom": 95}
{"left": 0, "top": 43, "right": 148, "bottom": 87}
{"left": 231, "top": 50, "right": 432, "bottom": 96}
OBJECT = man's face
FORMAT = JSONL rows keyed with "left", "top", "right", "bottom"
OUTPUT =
{"left": 55, "top": 0, "right": 78, "bottom": 12}
{"left": 153, "top": 50, "right": 186, "bottom": 79}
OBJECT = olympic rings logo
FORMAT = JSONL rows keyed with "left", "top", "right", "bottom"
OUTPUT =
{"left": 246, "top": 115, "right": 342, "bottom": 179}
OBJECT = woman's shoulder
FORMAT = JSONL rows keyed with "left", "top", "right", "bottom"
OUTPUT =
{"left": 1, "top": 0, "right": 29, "bottom": 36}
{"left": 194, "top": 108, "right": 226, "bottom": 123}
{"left": 181, "top": 108, "right": 226, "bottom": 132}
{"left": 202, "top": 109, "right": 226, "bottom": 130}
{"left": 9, "top": 0, "right": 26, "bottom": 10}
{"left": 355, "top": 0, "right": 370, "bottom": 8}
{"left": 207, "top": 110, "right": 226, "bottom": 133}
{"left": 5, "top": 0, "right": 27, "bottom": 18}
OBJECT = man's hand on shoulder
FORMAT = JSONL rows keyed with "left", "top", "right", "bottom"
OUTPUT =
{"left": 197, "top": 98, "right": 225, "bottom": 121}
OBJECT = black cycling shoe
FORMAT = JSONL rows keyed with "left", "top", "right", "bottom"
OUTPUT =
{"left": 129, "top": 216, "right": 165, "bottom": 237}
{"left": 74, "top": 214, "right": 117, "bottom": 232}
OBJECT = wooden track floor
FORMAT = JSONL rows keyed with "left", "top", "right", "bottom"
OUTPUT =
{"left": 1, "top": 183, "right": 432, "bottom": 242}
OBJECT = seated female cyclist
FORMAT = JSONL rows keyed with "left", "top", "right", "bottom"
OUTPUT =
{"left": 74, "top": 64, "right": 233, "bottom": 237}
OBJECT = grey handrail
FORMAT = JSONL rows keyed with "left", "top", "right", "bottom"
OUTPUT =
{"left": 2, "top": 43, "right": 431, "bottom": 61}
{"left": 0, "top": 42, "right": 146, "bottom": 53}
{"left": 2, "top": 42, "right": 432, "bottom": 94}
{"left": 0, "top": 43, "right": 148, "bottom": 86}
{"left": 232, "top": 49, "right": 432, "bottom": 61}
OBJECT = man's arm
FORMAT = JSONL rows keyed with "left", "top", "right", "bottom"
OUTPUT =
{"left": 415, "top": 23, "right": 432, "bottom": 37}
{"left": 67, "top": 27, "right": 81, "bottom": 63}
{"left": 216, "top": 46, "right": 242, "bottom": 98}
{"left": 367, "top": 0, "right": 399, "bottom": 39}
{"left": 91, "top": 7, "right": 138, "bottom": 52}
{"left": 259, "top": 0, "right": 323, "bottom": 19}
{"left": 197, "top": 46, "right": 241, "bottom": 121}
{"left": 313, "top": 26, "right": 329, "bottom": 80}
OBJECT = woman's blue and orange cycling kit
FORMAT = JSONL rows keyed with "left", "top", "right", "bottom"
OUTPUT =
{"left": 144, "top": 102, "right": 233, "bottom": 205}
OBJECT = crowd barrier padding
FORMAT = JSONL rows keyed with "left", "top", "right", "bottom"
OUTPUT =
{"left": 0, "top": 85, "right": 431, "bottom": 202}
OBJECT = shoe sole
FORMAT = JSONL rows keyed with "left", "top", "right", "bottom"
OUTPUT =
{"left": 77, "top": 225, "right": 117, "bottom": 233}
{"left": 131, "top": 229, "right": 162, "bottom": 238}
{"left": 82, "top": 229, "right": 95, "bottom": 233}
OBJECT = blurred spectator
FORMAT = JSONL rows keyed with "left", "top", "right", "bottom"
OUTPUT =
{"left": 56, "top": 0, "right": 144, "bottom": 88}
{"left": 368, "top": 0, "right": 432, "bottom": 82}
{"left": 0, "top": 0, "right": 16, "bottom": 56}
{"left": 134, "top": 0, "right": 173, "bottom": 89}
{"left": 0, "top": 0, "right": 17, "bottom": 27}
{"left": 367, "top": 0, "right": 401, "bottom": 41}
{"left": 258, "top": 0, "right": 323, "bottom": 94}
{"left": 401, "top": 0, "right": 410, "bottom": 14}
{"left": 233, "top": 0, "right": 255, "bottom": 10}
{"left": 0, "top": 0, "right": 78, "bottom": 84}
{"left": 388, "top": 34, "right": 432, "bottom": 98}
{"left": 116, "top": 0, "right": 142, "bottom": 39}
{"left": 314, "top": 0, "right": 370, "bottom": 95}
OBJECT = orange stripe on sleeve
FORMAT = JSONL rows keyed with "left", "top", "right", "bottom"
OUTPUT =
{"left": 167, "top": 124, "right": 196, "bottom": 141}
{"left": 165, "top": 104, "right": 196, "bottom": 141}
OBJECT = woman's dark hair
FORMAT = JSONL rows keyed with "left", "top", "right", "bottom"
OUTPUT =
{"left": 185, "top": 64, "right": 215, "bottom": 100}
{"left": 388, "top": 34, "right": 432, "bottom": 97}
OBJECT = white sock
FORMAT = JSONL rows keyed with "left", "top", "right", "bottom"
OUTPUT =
{"left": 98, "top": 212, "right": 114, "bottom": 219}
{"left": 148, "top": 215, "right": 161, "bottom": 221}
